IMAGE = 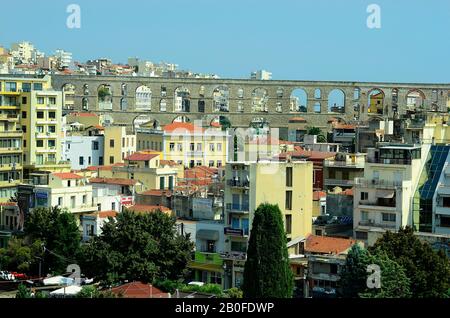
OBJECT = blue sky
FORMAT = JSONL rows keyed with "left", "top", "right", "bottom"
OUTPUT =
{"left": 0, "top": 0, "right": 449, "bottom": 82}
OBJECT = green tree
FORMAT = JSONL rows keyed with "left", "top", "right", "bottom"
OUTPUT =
{"left": 25, "top": 207, "right": 81, "bottom": 274}
{"left": 306, "top": 126, "right": 326, "bottom": 142}
{"left": 224, "top": 287, "right": 243, "bottom": 298}
{"left": 341, "top": 245, "right": 411, "bottom": 298}
{"left": 242, "top": 203, "right": 293, "bottom": 298}
{"left": 16, "top": 284, "right": 32, "bottom": 298}
{"left": 78, "top": 210, "right": 194, "bottom": 285}
{"left": 370, "top": 226, "right": 450, "bottom": 298}
{"left": 77, "top": 285, "right": 100, "bottom": 298}
{"left": 0, "top": 238, "right": 44, "bottom": 274}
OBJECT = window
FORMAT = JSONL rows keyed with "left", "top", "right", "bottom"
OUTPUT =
{"left": 109, "top": 156, "right": 114, "bottom": 164}
{"left": 37, "top": 112, "right": 44, "bottom": 119}
{"left": 361, "top": 211, "right": 368, "bottom": 221}
{"left": 5, "top": 82, "right": 17, "bottom": 92}
{"left": 37, "top": 97, "right": 44, "bottom": 104}
{"left": 190, "top": 143, "right": 195, "bottom": 151}
{"left": 355, "top": 231, "right": 368, "bottom": 240}
{"left": 21, "top": 111, "right": 27, "bottom": 119}
{"left": 169, "top": 143, "right": 175, "bottom": 151}
{"left": 22, "top": 97, "right": 27, "bottom": 105}
{"left": 209, "top": 160, "right": 214, "bottom": 167}
{"left": 82, "top": 195, "right": 87, "bottom": 204}
{"left": 330, "top": 264, "right": 338, "bottom": 274}
{"left": 48, "top": 112, "right": 56, "bottom": 119}
{"left": 36, "top": 126, "right": 44, "bottom": 133}
{"left": 33, "top": 83, "right": 43, "bottom": 91}
{"left": 21, "top": 126, "right": 26, "bottom": 133}
{"left": 177, "top": 143, "right": 183, "bottom": 151}
{"left": 49, "top": 97, "right": 56, "bottom": 105}
{"left": 285, "top": 214, "right": 292, "bottom": 234}
{"left": 196, "top": 161, "right": 202, "bottom": 166}
{"left": 92, "top": 141, "right": 99, "bottom": 150}
{"left": 285, "top": 190, "right": 293, "bottom": 210}
{"left": 70, "top": 196, "right": 76, "bottom": 209}
{"left": 110, "top": 139, "right": 115, "bottom": 148}
{"left": 217, "top": 160, "right": 222, "bottom": 167}
{"left": 360, "top": 192, "right": 368, "bottom": 200}
{"left": 196, "top": 143, "right": 202, "bottom": 151}
{"left": 22, "top": 83, "right": 31, "bottom": 92}
{"left": 48, "top": 140, "right": 56, "bottom": 148}
{"left": 122, "top": 137, "right": 125, "bottom": 147}
{"left": 23, "top": 140, "right": 26, "bottom": 148}
{"left": 36, "top": 140, "right": 43, "bottom": 147}
{"left": 169, "top": 176, "right": 174, "bottom": 190}
{"left": 112, "top": 202, "right": 116, "bottom": 211}
{"left": 58, "top": 197, "right": 63, "bottom": 206}
{"left": 88, "top": 157, "right": 91, "bottom": 165}
{"left": 382, "top": 213, "right": 396, "bottom": 222}
{"left": 159, "top": 177, "right": 165, "bottom": 189}
{"left": 48, "top": 126, "right": 56, "bottom": 133}
{"left": 99, "top": 157, "right": 104, "bottom": 165}
{"left": 286, "top": 167, "right": 293, "bottom": 187}
{"left": 79, "top": 157, "right": 84, "bottom": 165}
{"left": 217, "top": 143, "right": 222, "bottom": 151}
{"left": 209, "top": 143, "right": 215, "bottom": 152}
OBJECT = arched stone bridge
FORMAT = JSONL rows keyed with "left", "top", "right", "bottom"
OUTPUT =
{"left": 52, "top": 74, "right": 450, "bottom": 132}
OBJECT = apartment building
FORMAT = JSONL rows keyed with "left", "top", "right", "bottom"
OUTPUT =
{"left": 63, "top": 135, "right": 104, "bottom": 170}
{"left": 104, "top": 126, "right": 136, "bottom": 164}
{"left": 353, "top": 143, "right": 427, "bottom": 245}
{"left": 323, "top": 153, "right": 365, "bottom": 191}
{"left": 136, "top": 122, "right": 228, "bottom": 168}
{"left": 222, "top": 161, "right": 313, "bottom": 288}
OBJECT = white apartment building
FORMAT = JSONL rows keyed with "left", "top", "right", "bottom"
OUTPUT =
{"left": 63, "top": 135, "right": 105, "bottom": 169}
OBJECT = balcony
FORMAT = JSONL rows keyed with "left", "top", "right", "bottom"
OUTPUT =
{"left": 192, "top": 251, "right": 223, "bottom": 265}
{"left": 355, "top": 178, "right": 403, "bottom": 189}
{"left": 309, "top": 272, "right": 340, "bottom": 282}
{"left": 444, "top": 166, "right": 450, "bottom": 177}
{"left": 436, "top": 206, "right": 450, "bottom": 216}
{"left": 0, "top": 163, "right": 21, "bottom": 171}
{"left": 226, "top": 203, "right": 250, "bottom": 214}
{"left": 226, "top": 179, "right": 250, "bottom": 188}
{"left": 358, "top": 220, "right": 397, "bottom": 229}
{"left": 367, "top": 158, "right": 412, "bottom": 165}
{"left": 0, "top": 147, "right": 22, "bottom": 153}
{"left": 220, "top": 251, "right": 247, "bottom": 261}
{"left": 0, "top": 130, "right": 23, "bottom": 138}
{"left": 324, "top": 179, "right": 354, "bottom": 187}
{"left": 186, "top": 151, "right": 204, "bottom": 157}
{"left": 358, "top": 200, "right": 397, "bottom": 212}
{"left": 0, "top": 114, "right": 19, "bottom": 122}
{"left": 324, "top": 160, "right": 365, "bottom": 169}
{"left": 437, "top": 185, "right": 450, "bottom": 196}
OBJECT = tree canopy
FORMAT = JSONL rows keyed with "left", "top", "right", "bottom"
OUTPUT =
{"left": 306, "top": 126, "right": 326, "bottom": 142}
{"left": 242, "top": 203, "right": 293, "bottom": 298}
{"left": 78, "top": 210, "right": 194, "bottom": 285}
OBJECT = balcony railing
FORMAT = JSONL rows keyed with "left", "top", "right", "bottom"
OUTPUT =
{"left": 324, "top": 179, "right": 354, "bottom": 187}
{"left": 220, "top": 251, "right": 247, "bottom": 261}
{"left": 355, "top": 178, "right": 403, "bottom": 189}
{"left": 226, "top": 203, "right": 250, "bottom": 213}
{"left": 224, "top": 227, "right": 249, "bottom": 237}
{"left": 367, "top": 158, "right": 412, "bottom": 165}
{"left": 358, "top": 220, "right": 396, "bottom": 229}
{"left": 324, "top": 160, "right": 365, "bottom": 169}
{"left": 226, "top": 179, "right": 250, "bottom": 188}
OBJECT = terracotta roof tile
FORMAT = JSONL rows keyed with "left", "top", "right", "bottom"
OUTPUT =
{"left": 110, "top": 282, "right": 168, "bottom": 298}
{"left": 125, "top": 152, "right": 159, "bottom": 161}
{"left": 52, "top": 172, "right": 83, "bottom": 180}
{"left": 305, "top": 235, "right": 356, "bottom": 255}
{"left": 127, "top": 205, "right": 170, "bottom": 213}
{"left": 140, "top": 189, "right": 172, "bottom": 197}
{"left": 163, "top": 122, "right": 204, "bottom": 133}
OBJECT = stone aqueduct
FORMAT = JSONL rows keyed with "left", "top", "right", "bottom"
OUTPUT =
{"left": 52, "top": 75, "right": 450, "bottom": 137}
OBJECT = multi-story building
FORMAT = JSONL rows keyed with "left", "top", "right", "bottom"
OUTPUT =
{"left": 54, "top": 50, "right": 72, "bottom": 69}
{"left": 323, "top": 153, "right": 365, "bottom": 191}
{"left": 0, "top": 83, "right": 23, "bottom": 201}
{"left": 136, "top": 122, "right": 228, "bottom": 168}
{"left": 10, "top": 42, "right": 37, "bottom": 65}
{"left": 104, "top": 126, "right": 136, "bottom": 164}
{"left": 353, "top": 143, "right": 427, "bottom": 245}
{"left": 63, "top": 135, "right": 104, "bottom": 170}
{"left": 222, "top": 160, "right": 313, "bottom": 288}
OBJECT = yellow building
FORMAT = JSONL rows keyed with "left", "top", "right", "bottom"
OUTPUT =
{"left": 368, "top": 92, "right": 384, "bottom": 114}
{"left": 66, "top": 112, "right": 101, "bottom": 128}
{"left": 136, "top": 122, "right": 228, "bottom": 168}
{"left": 223, "top": 161, "right": 313, "bottom": 288}
{"left": 0, "top": 75, "right": 70, "bottom": 180}
{"left": 97, "top": 152, "right": 179, "bottom": 192}
{"left": 104, "top": 126, "right": 136, "bottom": 164}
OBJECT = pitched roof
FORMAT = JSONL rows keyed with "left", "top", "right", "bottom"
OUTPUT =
{"left": 52, "top": 172, "right": 83, "bottom": 180}
{"left": 160, "top": 160, "right": 179, "bottom": 166}
{"left": 110, "top": 282, "right": 168, "bottom": 298}
{"left": 89, "top": 177, "right": 138, "bottom": 186}
{"left": 140, "top": 189, "right": 172, "bottom": 197}
{"left": 305, "top": 235, "right": 356, "bottom": 255}
{"left": 163, "top": 122, "right": 204, "bottom": 134}
{"left": 127, "top": 205, "right": 170, "bottom": 213}
{"left": 125, "top": 152, "right": 159, "bottom": 161}
{"left": 313, "top": 191, "right": 326, "bottom": 201}
{"left": 86, "top": 210, "right": 118, "bottom": 218}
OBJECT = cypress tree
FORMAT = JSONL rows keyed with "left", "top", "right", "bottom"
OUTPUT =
{"left": 242, "top": 203, "right": 293, "bottom": 298}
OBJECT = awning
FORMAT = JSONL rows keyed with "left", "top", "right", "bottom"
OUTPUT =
{"left": 376, "top": 189, "right": 395, "bottom": 199}
{"left": 188, "top": 262, "right": 223, "bottom": 273}
{"left": 196, "top": 229, "right": 219, "bottom": 241}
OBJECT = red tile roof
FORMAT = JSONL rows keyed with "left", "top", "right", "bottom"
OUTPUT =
{"left": 305, "top": 235, "right": 357, "bottom": 255}
{"left": 127, "top": 205, "right": 170, "bottom": 213}
{"left": 140, "top": 189, "right": 172, "bottom": 197}
{"left": 69, "top": 112, "right": 99, "bottom": 118}
{"left": 125, "top": 152, "right": 159, "bottom": 161}
{"left": 110, "top": 282, "right": 168, "bottom": 298}
{"left": 98, "top": 210, "right": 118, "bottom": 218}
{"left": 52, "top": 172, "right": 83, "bottom": 180}
{"left": 89, "top": 177, "right": 138, "bottom": 186}
{"left": 210, "top": 121, "right": 221, "bottom": 128}
{"left": 313, "top": 191, "right": 326, "bottom": 201}
{"left": 163, "top": 122, "right": 204, "bottom": 133}
{"left": 160, "top": 160, "right": 179, "bottom": 166}
{"left": 340, "top": 188, "right": 354, "bottom": 196}
{"left": 277, "top": 149, "right": 336, "bottom": 161}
